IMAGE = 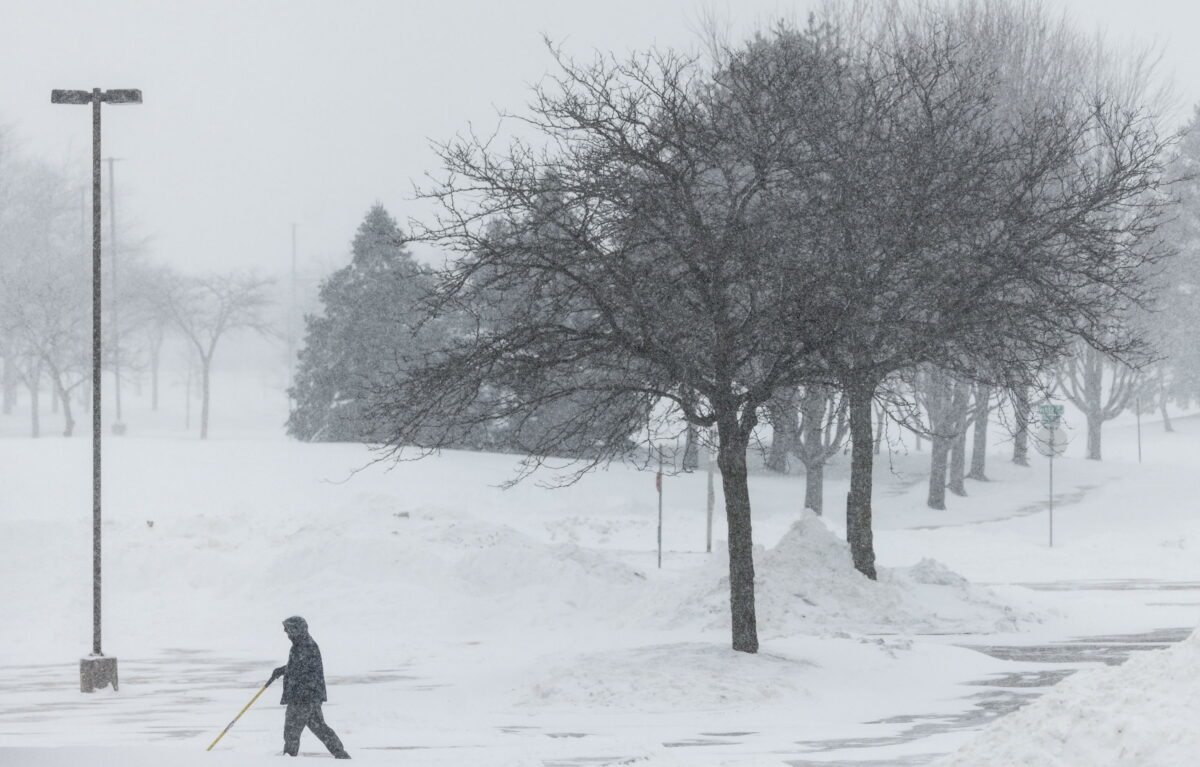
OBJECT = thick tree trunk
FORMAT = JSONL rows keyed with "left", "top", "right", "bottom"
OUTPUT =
{"left": 804, "top": 460, "right": 824, "bottom": 515}
{"left": 798, "top": 386, "right": 829, "bottom": 514}
{"left": 1012, "top": 386, "right": 1030, "bottom": 467}
{"left": 200, "top": 357, "right": 212, "bottom": 440}
{"left": 1086, "top": 412, "right": 1102, "bottom": 460}
{"left": 800, "top": 388, "right": 825, "bottom": 441}
{"left": 1159, "top": 372, "right": 1173, "bottom": 433}
{"left": 151, "top": 344, "right": 161, "bottom": 411}
{"left": 62, "top": 392, "right": 74, "bottom": 437}
{"left": 27, "top": 364, "right": 41, "bottom": 438}
{"left": 765, "top": 388, "right": 797, "bottom": 473}
{"left": 682, "top": 424, "right": 700, "bottom": 471}
{"left": 948, "top": 427, "right": 967, "bottom": 496}
{"left": 1082, "top": 347, "right": 1104, "bottom": 460}
{"left": 927, "top": 435, "right": 951, "bottom": 510}
{"left": 47, "top": 369, "right": 75, "bottom": 438}
{"left": 947, "top": 381, "right": 969, "bottom": 495}
{"left": 967, "top": 385, "right": 990, "bottom": 481}
{"left": 2, "top": 356, "right": 16, "bottom": 415}
{"left": 58, "top": 386, "right": 74, "bottom": 437}
{"left": 845, "top": 381, "right": 877, "bottom": 580}
{"left": 716, "top": 411, "right": 759, "bottom": 653}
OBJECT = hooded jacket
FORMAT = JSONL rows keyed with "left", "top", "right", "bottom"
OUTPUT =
{"left": 280, "top": 616, "right": 328, "bottom": 705}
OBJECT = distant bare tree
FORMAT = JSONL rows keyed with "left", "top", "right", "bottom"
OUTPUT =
{"left": 156, "top": 271, "right": 273, "bottom": 438}
{"left": 123, "top": 263, "right": 176, "bottom": 412}
{"left": 966, "top": 384, "right": 993, "bottom": 481}
{"left": 11, "top": 270, "right": 90, "bottom": 436}
{"left": 1056, "top": 342, "right": 1139, "bottom": 460}
{"left": 765, "top": 387, "right": 800, "bottom": 474}
{"left": 795, "top": 385, "right": 849, "bottom": 515}
{"left": 918, "top": 367, "right": 972, "bottom": 510}
{"left": 762, "top": 383, "right": 848, "bottom": 514}
{"left": 0, "top": 157, "right": 88, "bottom": 436}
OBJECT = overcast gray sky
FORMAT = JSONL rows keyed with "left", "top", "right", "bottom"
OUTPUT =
{"left": 2, "top": 0, "right": 1198, "bottom": 280}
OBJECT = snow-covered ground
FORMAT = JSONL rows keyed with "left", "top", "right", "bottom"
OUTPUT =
{"left": 3, "top": 372, "right": 1199, "bottom": 765}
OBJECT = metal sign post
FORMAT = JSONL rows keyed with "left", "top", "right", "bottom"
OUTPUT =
{"left": 1049, "top": 431, "right": 1055, "bottom": 547}
{"left": 656, "top": 446, "right": 663, "bottom": 569}
{"left": 1136, "top": 396, "right": 1142, "bottom": 464}
{"left": 1035, "top": 403, "right": 1067, "bottom": 548}
{"left": 705, "top": 449, "right": 714, "bottom": 554}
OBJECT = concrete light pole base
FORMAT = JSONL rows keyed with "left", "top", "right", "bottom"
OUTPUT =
{"left": 80, "top": 655, "right": 118, "bottom": 692}
{"left": 111, "top": 423, "right": 127, "bottom": 436}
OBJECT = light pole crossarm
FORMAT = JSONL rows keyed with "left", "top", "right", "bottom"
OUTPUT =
{"left": 50, "top": 89, "right": 91, "bottom": 104}
{"left": 102, "top": 89, "right": 142, "bottom": 104}
{"left": 51, "top": 88, "right": 142, "bottom": 105}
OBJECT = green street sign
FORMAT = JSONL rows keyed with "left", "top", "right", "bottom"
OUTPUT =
{"left": 1039, "top": 403, "right": 1064, "bottom": 427}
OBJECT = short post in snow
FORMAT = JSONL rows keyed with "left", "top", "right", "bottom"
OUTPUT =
{"left": 705, "top": 446, "right": 714, "bottom": 554}
{"left": 1049, "top": 433, "right": 1054, "bottom": 547}
{"left": 1036, "top": 403, "right": 1067, "bottom": 548}
{"left": 1136, "top": 396, "right": 1142, "bottom": 464}
{"left": 656, "top": 446, "right": 664, "bottom": 569}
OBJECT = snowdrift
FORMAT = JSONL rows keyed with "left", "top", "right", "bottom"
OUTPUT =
{"left": 646, "top": 510, "right": 1031, "bottom": 637}
{"left": 932, "top": 626, "right": 1200, "bottom": 767}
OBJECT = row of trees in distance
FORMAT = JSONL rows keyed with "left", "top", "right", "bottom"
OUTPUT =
{"left": 0, "top": 130, "right": 274, "bottom": 439}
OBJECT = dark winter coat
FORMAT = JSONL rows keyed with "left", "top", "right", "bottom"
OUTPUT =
{"left": 281, "top": 630, "right": 328, "bottom": 704}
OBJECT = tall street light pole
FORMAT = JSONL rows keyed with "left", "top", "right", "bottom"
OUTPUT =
{"left": 50, "top": 87, "right": 142, "bottom": 694}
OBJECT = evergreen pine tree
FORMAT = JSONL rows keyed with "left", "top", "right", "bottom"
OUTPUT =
{"left": 288, "top": 204, "right": 434, "bottom": 441}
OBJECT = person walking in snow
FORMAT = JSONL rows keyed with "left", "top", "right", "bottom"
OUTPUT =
{"left": 268, "top": 615, "right": 351, "bottom": 759}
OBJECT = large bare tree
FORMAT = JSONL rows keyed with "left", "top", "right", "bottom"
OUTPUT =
{"left": 373, "top": 32, "right": 853, "bottom": 654}
{"left": 788, "top": 2, "right": 1171, "bottom": 577}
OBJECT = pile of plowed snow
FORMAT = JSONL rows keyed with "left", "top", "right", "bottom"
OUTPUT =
{"left": 932, "top": 627, "right": 1200, "bottom": 767}
{"left": 424, "top": 508, "right": 1030, "bottom": 638}
{"left": 643, "top": 510, "right": 1031, "bottom": 637}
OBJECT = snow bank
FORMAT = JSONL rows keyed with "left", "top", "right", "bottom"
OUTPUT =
{"left": 933, "top": 626, "right": 1200, "bottom": 767}
{"left": 516, "top": 642, "right": 810, "bottom": 711}
{"left": 357, "top": 506, "right": 1026, "bottom": 638}
{"left": 452, "top": 520, "right": 647, "bottom": 616}
{"left": 648, "top": 510, "right": 1030, "bottom": 636}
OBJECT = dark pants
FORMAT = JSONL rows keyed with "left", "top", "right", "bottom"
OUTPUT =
{"left": 283, "top": 702, "right": 349, "bottom": 758}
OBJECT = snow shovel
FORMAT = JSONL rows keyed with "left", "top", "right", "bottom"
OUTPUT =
{"left": 206, "top": 677, "right": 275, "bottom": 752}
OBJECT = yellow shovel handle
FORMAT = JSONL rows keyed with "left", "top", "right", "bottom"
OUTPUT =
{"left": 206, "top": 681, "right": 271, "bottom": 752}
